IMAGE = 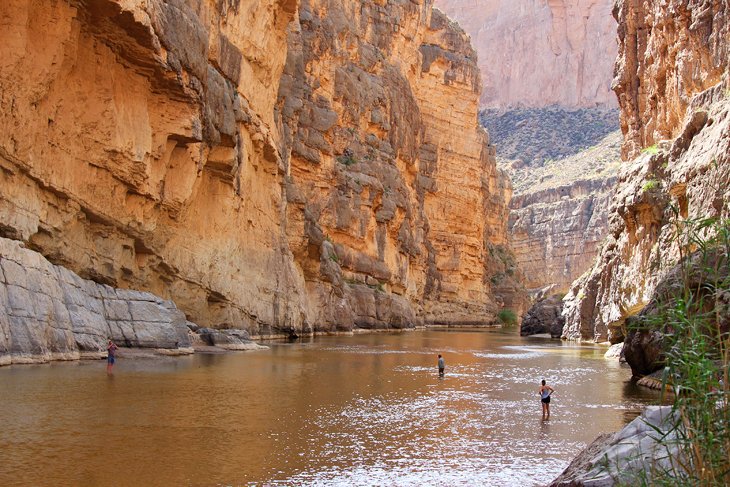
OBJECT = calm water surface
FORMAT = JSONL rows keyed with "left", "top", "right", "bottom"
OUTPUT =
{"left": 0, "top": 329, "right": 661, "bottom": 486}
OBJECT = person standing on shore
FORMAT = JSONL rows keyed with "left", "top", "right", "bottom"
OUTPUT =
{"left": 539, "top": 379, "right": 554, "bottom": 420}
{"left": 107, "top": 339, "right": 118, "bottom": 374}
{"left": 437, "top": 354, "right": 445, "bottom": 377}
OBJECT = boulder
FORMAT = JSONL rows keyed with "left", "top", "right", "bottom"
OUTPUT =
{"left": 196, "top": 328, "right": 265, "bottom": 350}
{"left": 550, "top": 406, "right": 682, "bottom": 486}
{"left": 0, "top": 238, "right": 194, "bottom": 365}
{"left": 520, "top": 294, "right": 565, "bottom": 338}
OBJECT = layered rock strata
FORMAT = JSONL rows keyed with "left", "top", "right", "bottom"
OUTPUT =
{"left": 511, "top": 176, "right": 616, "bottom": 296}
{"left": 0, "top": 237, "right": 192, "bottom": 365}
{"left": 434, "top": 0, "right": 618, "bottom": 108}
{"left": 483, "top": 108, "right": 621, "bottom": 297}
{"left": 278, "top": 1, "right": 520, "bottom": 328}
{"left": 562, "top": 0, "right": 730, "bottom": 341}
{"left": 0, "top": 0, "right": 515, "bottom": 348}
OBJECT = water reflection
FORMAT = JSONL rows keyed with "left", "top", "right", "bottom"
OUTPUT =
{"left": 0, "top": 329, "right": 660, "bottom": 486}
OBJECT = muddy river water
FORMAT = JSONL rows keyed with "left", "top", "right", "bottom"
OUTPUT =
{"left": 0, "top": 329, "right": 661, "bottom": 486}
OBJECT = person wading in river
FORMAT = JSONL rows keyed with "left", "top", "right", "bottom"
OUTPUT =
{"left": 437, "top": 354, "right": 445, "bottom": 377}
{"left": 539, "top": 379, "right": 554, "bottom": 420}
{"left": 107, "top": 339, "right": 118, "bottom": 374}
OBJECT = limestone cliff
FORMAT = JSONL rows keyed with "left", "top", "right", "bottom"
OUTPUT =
{"left": 279, "top": 1, "right": 522, "bottom": 328}
{"left": 434, "top": 0, "right": 618, "bottom": 108}
{"left": 0, "top": 0, "right": 513, "bottom": 356}
{"left": 562, "top": 0, "right": 730, "bottom": 341}
{"left": 483, "top": 108, "right": 621, "bottom": 296}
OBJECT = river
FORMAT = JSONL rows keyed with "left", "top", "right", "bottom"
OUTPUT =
{"left": 0, "top": 329, "right": 660, "bottom": 486}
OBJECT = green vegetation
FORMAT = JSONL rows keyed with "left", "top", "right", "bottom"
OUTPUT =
{"left": 337, "top": 154, "right": 357, "bottom": 166}
{"left": 367, "top": 282, "right": 386, "bottom": 293}
{"left": 642, "top": 179, "right": 660, "bottom": 192}
{"left": 337, "top": 148, "right": 357, "bottom": 166}
{"left": 642, "top": 144, "right": 660, "bottom": 155}
{"left": 626, "top": 213, "right": 730, "bottom": 485}
{"left": 497, "top": 309, "right": 518, "bottom": 326}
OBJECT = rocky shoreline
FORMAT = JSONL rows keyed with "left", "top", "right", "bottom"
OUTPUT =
{"left": 0, "top": 237, "right": 266, "bottom": 366}
{"left": 549, "top": 406, "right": 680, "bottom": 486}
{"left": 1, "top": 236, "right": 509, "bottom": 367}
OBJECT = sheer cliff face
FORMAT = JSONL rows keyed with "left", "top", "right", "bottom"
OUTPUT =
{"left": 614, "top": 0, "right": 730, "bottom": 160}
{"left": 279, "top": 2, "right": 516, "bottom": 328}
{"left": 434, "top": 0, "right": 618, "bottom": 108}
{"left": 0, "top": 0, "right": 512, "bottom": 336}
{"left": 562, "top": 0, "right": 730, "bottom": 341}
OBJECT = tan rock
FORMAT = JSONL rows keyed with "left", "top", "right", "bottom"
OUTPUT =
{"left": 563, "top": 0, "right": 730, "bottom": 341}
{"left": 613, "top": 0, "right": 730, "bottom": 159}
{"left": 434, "top": 0, "right": 618, "bottom": 108}
{"left": 0, "top": 0, "right": 518, "bottom": 343}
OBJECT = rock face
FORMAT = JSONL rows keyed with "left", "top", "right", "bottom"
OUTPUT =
{"left": 562, "top": 0, "right": 730, "bottom": 341}
{"left": 434, "top": 0, "right": 618, "bottom": 108}
{"left": 614, "top": 0, "right": 730, "bottom": 160}
{"left": 520, "top": 294, "right": 565, "bottom": 337}
{"left": 550, "top": 406, "right": 681, "bottom": 486}
{"left": 0, "top": 0, "right": 516, "bottom": 342}
{"left": 483, "top": 108, "right": 621, "bottom": 296}
{"left": 0, "top": 237, "right": 192, "bottom": 365}
{"left": 511, "top": 177, "right": 617, "bottom": 296}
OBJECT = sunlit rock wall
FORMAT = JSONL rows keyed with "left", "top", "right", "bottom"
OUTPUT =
{"left": 0, "top": 0, "right": 516, "bottom": 347}
{"left": 278, "top": 2, "right": 521, "bottom": 327}
{"left": 562, "top": 0, "right": 730, "bottom": 341}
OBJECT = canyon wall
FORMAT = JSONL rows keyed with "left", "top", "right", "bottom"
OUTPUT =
{"left": 433, "top": 0, "right": 622, "bottom": 302}
{"left": 434, "top": 0, "right": 618, "bottom": 108}
{"left": 0, "top": 0, "right": 517, "bottom": 358}
{"left": 483, "top": 108, "right": 621, "bottom": 296}
{"left": 562, "top": 0, "right": 730, "bottom": 341}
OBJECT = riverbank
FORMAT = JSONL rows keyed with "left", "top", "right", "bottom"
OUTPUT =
{"left": 1, "top": 237, "right": 508, "bottom": 367}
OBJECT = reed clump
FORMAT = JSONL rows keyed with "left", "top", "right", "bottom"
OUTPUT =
{"left": 628, "top": 214, "right": 729, "bottom": 486}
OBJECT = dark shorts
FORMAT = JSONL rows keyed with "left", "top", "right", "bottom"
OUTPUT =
{"left": 439, "top": 367, "right": 444, "bottom": 374}
{"left": 107, "top": 355, "right": 115, "bottom": 365}
{"left": 541, "top": 396, "right": 550, "bottom": 404}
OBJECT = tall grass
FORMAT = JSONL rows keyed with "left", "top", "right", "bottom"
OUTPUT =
{"left": 633, "top": 214, "right": 730, "bottom": 485}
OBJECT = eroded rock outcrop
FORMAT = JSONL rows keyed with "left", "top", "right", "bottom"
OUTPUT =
{"left": 550, "top": 406, "right": 681, "bottom": 486}
{"left": 0, "top": 0, "right": 516, "bottom": 351}
{"left": 614, "top": 0, "right": 730, "bottom": 160}
{"left": 278, "top": 1, "right": 521, "bottom": 328}
{"left": 520, "top": 294, "right": 565, "bottom": 337}
{"left": 0, "top": 237, "right": 192, "bottom": 365}
{"left": 562, "top": 0, "right": 730, "bottom": 341}
{"left": 434, "top": 0, "right": 618, "bottom": 108}
{"left": 482, "top": 108, "right": 621, "bottom": 297}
